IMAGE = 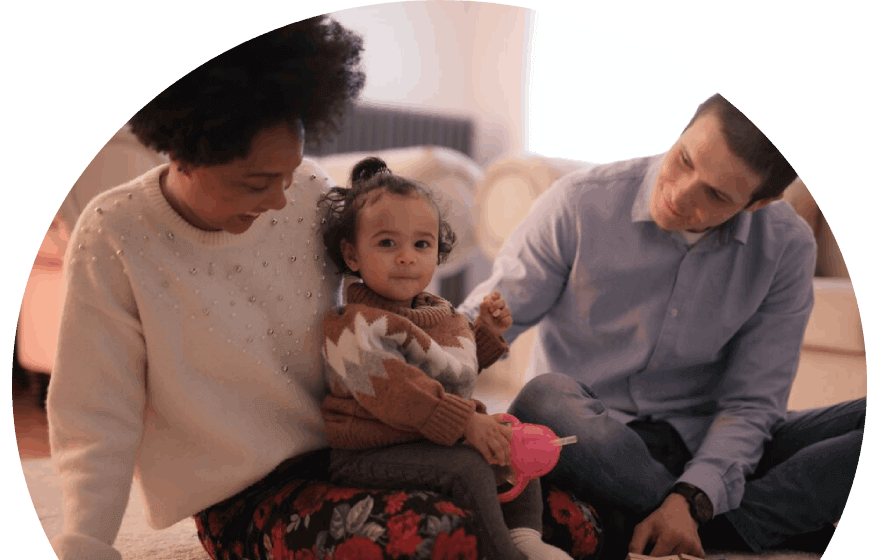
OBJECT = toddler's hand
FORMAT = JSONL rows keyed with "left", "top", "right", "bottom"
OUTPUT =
{"left": 477, "top": 291, "right": 512, "bottom": 336}
{"left": 463, "top": 412, "right": 512, "bottom": 466}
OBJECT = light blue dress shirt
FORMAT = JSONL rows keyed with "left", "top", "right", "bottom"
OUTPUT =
{"left": 459, "top": 155, "right": 817, "bottom": 514}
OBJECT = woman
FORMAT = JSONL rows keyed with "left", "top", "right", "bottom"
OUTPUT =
{"left": 46, "top": 16, "right": 375, "bottom": 560}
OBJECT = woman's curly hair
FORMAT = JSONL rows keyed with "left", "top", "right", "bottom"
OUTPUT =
{"left": 129, "top": 15, "right": 365, "bottom": 167}
{"left": 319, "top": 157, "right": 457, "bottom": 277}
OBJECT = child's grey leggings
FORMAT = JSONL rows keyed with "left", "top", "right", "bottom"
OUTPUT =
{"left": 330, "top": 441, "right": 542, "bottom": 560}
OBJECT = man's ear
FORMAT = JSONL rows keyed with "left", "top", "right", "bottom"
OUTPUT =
{"left": 341, "top": 239, "right": 359, "bottom": 272}
{"left": 747, "top": 194, "right": 784, "bottom": 212}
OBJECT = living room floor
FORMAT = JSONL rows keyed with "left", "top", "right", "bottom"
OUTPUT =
{"left": 12, "top": 351, "right": 868, "bottom": 560}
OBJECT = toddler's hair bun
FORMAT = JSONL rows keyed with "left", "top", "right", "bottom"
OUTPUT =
{"left": 350, "top": 156, "right": 390, "bottom": 185}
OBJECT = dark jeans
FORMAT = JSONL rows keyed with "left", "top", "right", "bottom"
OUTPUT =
{"left": 508, "top": 373, "right": 866, "bottom": 553}
{"left": 329, "top": 441, "right": 544, "bottom": 560}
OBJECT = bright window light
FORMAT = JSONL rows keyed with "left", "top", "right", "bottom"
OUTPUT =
{"left": 526, "top": 11, "right": 715, "bottom": 163}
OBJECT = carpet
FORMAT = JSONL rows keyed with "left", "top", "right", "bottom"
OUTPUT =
{"left": 21, "top": 457, "right": 821, "bottom": 560}
{"left": 22, "top": 458, "right": 207, "bottom": 560}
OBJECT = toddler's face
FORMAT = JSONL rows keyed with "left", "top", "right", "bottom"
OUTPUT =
{"left": 342, "top": 192, "right": 440, "bottom": 306}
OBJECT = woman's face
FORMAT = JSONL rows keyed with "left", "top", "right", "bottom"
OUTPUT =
{"left": 169, "top": 123, "right": 305, "bottom": 234}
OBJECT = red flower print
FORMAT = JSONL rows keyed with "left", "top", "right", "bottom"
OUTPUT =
{"left": 434, "top": 501, "right": 469, "bottom": 518}
{"left": 548, "top": 489, "right": 581, "bottom": 526}
{"left": 570, "top": 522, "right": 600, "bottom": 557}
{"left": 324, "top": 486, "right": 361, "bottom": 502}
{"left": 431, "top": 527, "right": 478, "bottom": 560}
{"left": 271, "top": 518, "right": 292, "bottom": 560}
{"left": 293, "top": 483, "right": 331, "bottom": 517}
{"left": 204, "top": 537, "right": 216, "bottom": 559}
{"left": 231, "top": 542, "right": 246, "bottom": 558}
{"left": 194, "top": 515, "right": 205, "bottom": 536}
{"left": 386, "top": 510, "right": 422, "bottom": 558}
{"left": 292, "top": 549, "right": 318, "bottom": 560}
{"left": 275, "top": 480, "right": 304, "bottom": 505}
{"left": 253, "top": 501, "right": 272, "bottom": 531}
{"left": 208, "top": 511, "right": 224, "bottom": 536}
{"left": 548, "top": 490, "right": 600, "bottom": 557}
{"left": 384, "top": 491, "right": 408, "bottom": 515}
{"left": 218, "top": 498, "right": 246, "bottom": 521}
{"left": 333, "top": 536, "right": 384, "bottom": 559}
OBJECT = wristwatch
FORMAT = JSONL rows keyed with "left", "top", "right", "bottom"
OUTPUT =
{"left": 670, "top": 482, "right": 713, "bottom": 526}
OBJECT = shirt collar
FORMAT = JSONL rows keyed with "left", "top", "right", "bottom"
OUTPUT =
{"left": 630, "top": 153, "right": 752, "bottom": 245}
{"left": 631, "top": 155, "right": 662, "bottom": 224}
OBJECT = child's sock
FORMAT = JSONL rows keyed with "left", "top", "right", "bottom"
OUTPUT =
{"left": 509, "top": 527, "right": 574, "bottom": 560}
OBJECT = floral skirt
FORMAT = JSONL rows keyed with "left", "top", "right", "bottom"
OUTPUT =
{"left": 194, "top": 450, "right": 602, "bottom": 560}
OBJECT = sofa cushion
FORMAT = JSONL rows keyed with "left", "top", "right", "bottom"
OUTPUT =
{"left": 803, "top": 278, "right": 864, "bottom": 353}
{"left": 782, "top": 177, "right": 851, "bottom": 279}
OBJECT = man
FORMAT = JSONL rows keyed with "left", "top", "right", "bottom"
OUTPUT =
{"left": 459, "top": 94, "right": 865, "bottom": 559}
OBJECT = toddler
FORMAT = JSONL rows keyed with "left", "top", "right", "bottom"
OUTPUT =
{"left": 317, "top": 157, "right": 573, "bottom": 560}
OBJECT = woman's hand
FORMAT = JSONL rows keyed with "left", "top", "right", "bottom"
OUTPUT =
{"left": 464, "top": 412, "right": 513, "bottom": 466}
{"left": 476, "top": 291, "right": 512, "bottom": 337}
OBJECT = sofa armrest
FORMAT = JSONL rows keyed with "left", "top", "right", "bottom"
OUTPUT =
{"left": 802, "top": 278, "right": 864, "bottom": 354}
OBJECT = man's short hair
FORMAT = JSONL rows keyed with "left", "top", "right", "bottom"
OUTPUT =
{"left": 685, "top": 94, "right": 798, "bottom": 205}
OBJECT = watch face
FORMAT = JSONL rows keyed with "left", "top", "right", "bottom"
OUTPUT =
{"left": 692, "top": 492, "right": 713, "bottom": 523}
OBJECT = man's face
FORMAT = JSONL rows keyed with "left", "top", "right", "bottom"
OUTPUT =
{"left": 649, "top": 112, "right": 769, "bottom": 233}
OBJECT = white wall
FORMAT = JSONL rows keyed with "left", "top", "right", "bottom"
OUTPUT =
{"left": 527, "top": 7, "right": 717, "bottom": 163}
{"left": 330, "top": 0, "right": 714, "bottom": 165}
{"left": 330, "top": 1, "right": 534, "bottom": 165}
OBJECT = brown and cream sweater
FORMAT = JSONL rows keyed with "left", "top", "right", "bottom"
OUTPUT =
{"left": 321, "top": 282, "right": 509, "bottom": 450}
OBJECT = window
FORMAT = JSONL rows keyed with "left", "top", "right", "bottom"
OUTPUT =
{"left": 524, "top": 10, "right": 715, "bottom": 163}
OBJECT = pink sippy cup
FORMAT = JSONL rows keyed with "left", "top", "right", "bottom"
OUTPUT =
{"left": 496, "top": 413, "right": 578, "bottom": 503}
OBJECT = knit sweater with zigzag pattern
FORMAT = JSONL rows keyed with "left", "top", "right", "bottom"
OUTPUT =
{"left": 321, "top": 282, "right": 509, "bottom": 450}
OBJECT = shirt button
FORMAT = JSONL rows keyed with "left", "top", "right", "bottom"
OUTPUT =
{"left": 671, "top": 308, "right": 679, "bottom": 317}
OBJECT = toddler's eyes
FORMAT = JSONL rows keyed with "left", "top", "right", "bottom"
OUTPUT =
{"left": 415, "top": 240, "right": 431, "bottom": 249}
{"left": 378, "top": 239, "right": 396, "bottom": 248}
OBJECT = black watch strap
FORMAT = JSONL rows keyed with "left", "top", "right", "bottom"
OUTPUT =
{"left": 671, "top": 482, "right": 714, "bottom": 526}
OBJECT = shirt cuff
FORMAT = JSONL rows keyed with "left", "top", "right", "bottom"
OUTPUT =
{"left": 678, "top": 462, "right": 729, "bottom": 517}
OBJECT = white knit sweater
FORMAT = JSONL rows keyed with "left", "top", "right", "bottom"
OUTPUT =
{"left": 46, "top": 159, "right": 339, "bottom": 560}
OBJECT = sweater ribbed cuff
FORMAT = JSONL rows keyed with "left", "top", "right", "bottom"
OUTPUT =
{"left": 473, "top": 319, "right": 510, "bottom": 371}
{"left": 51, "top": 533, "right": 122, "bottom": 560}
{"left": 420, "top": 393, "right": 476, "bottom": 446}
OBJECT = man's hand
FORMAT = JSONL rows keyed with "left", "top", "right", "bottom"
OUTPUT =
{"left": 476, "top": 291, "right": 512, "bottom": 336}
{"left": 629, "top": 493, "right": 706, "bottom": 558}
{"left": 463, "top": 412, "right": 512, "bottom": 466}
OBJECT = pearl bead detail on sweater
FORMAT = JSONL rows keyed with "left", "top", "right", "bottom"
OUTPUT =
{"left": 71, "top": 168, "right": 329, "bottom": 392}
